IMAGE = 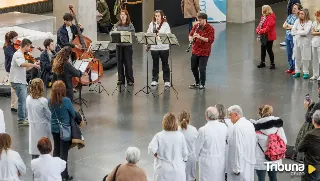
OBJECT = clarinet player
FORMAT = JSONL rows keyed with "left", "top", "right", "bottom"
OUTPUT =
{"left": 188, "top": 13, "right": 215, "bottom": 90}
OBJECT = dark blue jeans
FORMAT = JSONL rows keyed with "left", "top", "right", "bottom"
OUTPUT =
{"left": 286, "top": 38, "right": 295, "bottom": 71}
{"left": 256, "top": 170, "right": 277, "bottom": 181}
{"left": 188, "top": 18, "right": 196, "bottom": 32}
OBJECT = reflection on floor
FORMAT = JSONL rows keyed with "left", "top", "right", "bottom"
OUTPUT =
{"left": 0, "top": 2, "right": 315, "bottom": 181}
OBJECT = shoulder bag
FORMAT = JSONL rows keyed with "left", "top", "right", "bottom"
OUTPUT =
{"left": 258, "top": 16, "right": 268, "bottom": 46}
{"left": 53, "top": 107, "right": 71, "bottom": 141}
{"left": 102, "top": 164, "right": 121, "bottom": 181}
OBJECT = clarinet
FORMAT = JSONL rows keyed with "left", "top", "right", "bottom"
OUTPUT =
{"left": 186, "top": 24, "right": 200, "bottom": 52}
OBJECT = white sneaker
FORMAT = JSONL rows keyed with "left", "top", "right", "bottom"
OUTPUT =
{"left": 151, "top": 81, "right": 158, "bottom": 86}
{"left": 164, "top": 82, "right": 171, "bottom": 87}
{"left": 280, "top": 42, "right": 286, "bottom": 46}
{"left": 317, "top": 77, "right": 320, "bottom": 81}
{"left": 310, "top": 76, "right": 319, "bottom": 80}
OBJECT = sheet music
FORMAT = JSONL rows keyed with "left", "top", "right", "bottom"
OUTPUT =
{"left": 158, "top": 33, "right": 170, "bottom": 45}
{"left": 89, "top": 41, "right": 110, "bottom": 51}
{"left": 120, "top": 31, "right": 132, "bottom": 43}
{"left": 168, "top": 33, "right": 179, "bottom": 46}
{"left": 73, "top": 59, "right": 91, "bottom": 73}
{"left": 145, "top": 33, "right": 157, "bottom": 45}
{"left": 135, "top": 32, "right": 146, "bottom": 44}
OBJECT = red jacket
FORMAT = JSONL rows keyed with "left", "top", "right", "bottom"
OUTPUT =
{"left": 189, "top": 23, "right": 215, "bottom": 57}
{"left": 256, "top": 13, "right": 277, "bottom": 41}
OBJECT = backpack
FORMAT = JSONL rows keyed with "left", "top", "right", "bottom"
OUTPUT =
{"left": 256, "top": 129, "right": 286, "bottom": 161}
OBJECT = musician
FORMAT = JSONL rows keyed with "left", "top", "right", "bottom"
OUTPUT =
{"left": 56, "top": 13, "right": 84, "bottom": 53}
{"left": 188, "top": 13, "right": 215, "bottom": 90}
{"left": 147, "top": 10, "right": 171, "bottom": 88}
{"left": 40, "top": 38, "right": 56, "bottom": 87}
{"left": 52, "top": 46, "right": 86, "bottom": 101}
{"left": 114, "top": 9, "right": 135, "bottom": 86}
{"left": 3, "top": 31, "right": 18, "bottom": 112}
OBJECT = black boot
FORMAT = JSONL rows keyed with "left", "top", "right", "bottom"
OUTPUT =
{"left": 270, "top": 64, "right": 276, "bottom": 69}
{"left": 257, "top": 62, "right": 266, "bottom": 68}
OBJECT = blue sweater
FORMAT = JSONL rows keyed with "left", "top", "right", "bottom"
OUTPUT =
{"left": 3, "top": 44, "right": 16, "bottom": 72}
{"left": 49, "top": 97, "right": 75, "bottom": 133}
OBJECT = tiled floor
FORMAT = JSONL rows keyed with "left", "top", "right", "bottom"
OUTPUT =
{"left": 0, "top": 1, "right": 317, "bottom": 181}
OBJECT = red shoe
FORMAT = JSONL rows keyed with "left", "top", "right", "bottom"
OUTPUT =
{"left": 285, "top": 69, "right": 293, "bottom": 74}
{"left": 291, "top": 71, "right": 296, "bottom": 75}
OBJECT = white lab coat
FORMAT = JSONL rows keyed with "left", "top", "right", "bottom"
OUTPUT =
{"left": 311, "top": 21, "right": 320, "bottom": 77}
{"left": 179, "top": 125, "right": 198, "bottom": 181}
{"left": 31, "top": 154, "right": 66, "bottom": 181}
{"left": 223, "top": 119, "right": 234, "bottom": 174}
{"left": 195, "top": 120, "right": 228, "bottom": 181}
{"left": 0, "top": 149, "right": 26, "bottom": 181}
{"left": 148, "top": 130, "right": 188, "bottom": 181}
{"left": 227, "top": 117, "right": 256, "bottom": 181}
{"left": 0, "top": 109, "right": 5, "bottom": 133}
{"left": 26, "top": 96, "right": 52, "bottom": 155}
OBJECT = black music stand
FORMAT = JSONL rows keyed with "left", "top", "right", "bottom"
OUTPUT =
{"left": 157, "top": 33, "right": 179, "bottom": 99}
{"left": 135, "top": 33, "right": 157, "bottom": 97}
{"left": 88, "top": 41, "right": 110, "bottom": 95}
{"left": 110, "top": 31, "right": 132, "bottom": 95}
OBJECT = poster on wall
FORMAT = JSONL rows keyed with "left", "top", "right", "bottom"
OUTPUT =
{"left": 200, "top": 0, "right": 226, "bottom": 22}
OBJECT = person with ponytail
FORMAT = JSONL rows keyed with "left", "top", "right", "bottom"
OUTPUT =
{"left": 3, "top": 31, "right": 18, "bottom": 112}
{"left": 178, "top": 110, "right": 198, "bottom": 181}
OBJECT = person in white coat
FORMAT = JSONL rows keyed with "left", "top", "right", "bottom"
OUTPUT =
{"left": 310, "top": 11, "right": 320, "bottom": 80}
{"left": 0, "top": 133, "right": 26, "bottom": 181}
{"left": 178, "top": 110, "right": 198, "bottom": 181}
{"left": 195, "top": 107, "right": 227, "bottom": 181}
{"left": 27, "top": 78, "right": 52, "bottom": 159}
{"left": 148, "top": 112, "right": 188, "bottom": 181}
{"left": 31, "top": 137, "right": 66, "bottom": 181}
{"left": 292, "top": 8, "right": 313, "bottom": 79}
{"left": 250, "top": 105, "right": 287, "bottom": 181}
{"left": 0, "top": 109, "right": 5, "bottom": 133}
{"left": 227, "top": 105, "right": 256, "bottom": 181}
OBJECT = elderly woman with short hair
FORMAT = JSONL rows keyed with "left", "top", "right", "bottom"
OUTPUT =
{"left": 105, "top": 147, "right": 147, "bottom": 181}
{"left": 148, "top": 113, "right": 188, "bottom": 181}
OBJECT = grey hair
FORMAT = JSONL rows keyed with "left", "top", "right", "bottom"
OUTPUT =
{"left": 227, "top": 105, "right": 243, "bottom": 116}
{"left": 312, "top": 110, "right": 320, "bottom": 125}
{"left": 125, "top": 147, "right": 140, "bottom": 164}
{"left": 205, "top": 107, "right": 219, "bottom": 120}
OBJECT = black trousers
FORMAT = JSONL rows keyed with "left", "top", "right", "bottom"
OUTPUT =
{"left": 151, "top": 50, "right": 170, "bottom": 82}
{"left": 261, "top": 40, "right": 274, "bottom": 64}
{"left": 52, "top": 132, "right": 71, "bottom": 179}
{"left": 191, "top": 54, "right": 209, "bottom": 85}
{"left": 116, "top": 45, "right": 134, "bottom": 83}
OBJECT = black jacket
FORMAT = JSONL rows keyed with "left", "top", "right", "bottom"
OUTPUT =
{"left": 56, "top": 24, "right": 83, "bottom": 52}
{"left": 306, "top": 101, "right": 320, "bottom": 123}
{"left": 298, "top": 128, "right": 320, "bottom": 166}
{"left": 40, "top": 50, "right": 56, "bottom": 86}
{"left": 287, "top": 0, "right": 301, "bottom": 15}
{"left": 3, "top": 44, "right": 16, "bottom": 72}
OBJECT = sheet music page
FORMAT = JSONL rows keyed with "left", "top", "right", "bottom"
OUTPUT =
{"left": 120, "top": 31, "right": 132, "bottom": 43}
{"left": 89, "top": 41, "right": 110, "bottom": 51}
{"left": 168, "top": 33, "right": 179, "bottom": 46}
{"left": 73, "top": 60, "right": 90, "bottom": 72}
{"left": 158, "top": 33, "right": 170, "bottom": 44}
{"left": 135, "top": 32, "right": 146, "bottom": 44}
{"left": 145, "top": 33, "right": 157, "bottom": 45}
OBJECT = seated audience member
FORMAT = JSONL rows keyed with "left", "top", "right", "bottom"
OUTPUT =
{"left": 0, "top": 133, "right": 26, "bottom": 180}
{"left": 105, "top": 147, "right": 147, "bottom": 181}
{"left": 298, "top": 110, "right": 320, "bottom": 181}
{"left": 195, "top": 107, "right": 227, "bottom": 181}
{"left": 40, "top": 38, "right": 56, "bottom": 87}
{"left": 251, "top": 105, "right": 287, "bottom": 181}
{"left": 178, "top": 110, "right": 198, "bottom": 181}
{"left": 27, "top": 78, "right": 52, "bottom": 160}
{"left": 148, "top": 113, "right": 188, "bottom": 181}
{"left": 0, "top": 109, "right": 5, "bottom": 133}
{"left": 31, "top": 137, "right": 66, "bottom": 181}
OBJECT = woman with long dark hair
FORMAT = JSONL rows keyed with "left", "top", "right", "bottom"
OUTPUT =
{"left": 3, "top": 31, "right": 18, "bottom": 112}
{"left": 113, "top": 9, "right": 135, "bottom": 86}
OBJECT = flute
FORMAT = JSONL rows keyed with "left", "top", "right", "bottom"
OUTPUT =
{"left": 186, "top": 23, "right": 200, "bottom": 52}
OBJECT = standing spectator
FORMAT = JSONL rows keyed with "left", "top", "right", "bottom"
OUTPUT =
{"left": 148, "top": 113, "right": 188, "bottom": 181}
{"left": 292, "top": 8, "right": 312, "bottom": 79}
{"left": 284, "top": 3, "right": 302, "bottom": 75}
{"left": 251, "top": 105, "right": 287, "bottom": 181}
{"left": 311, "top": 10, "right": 320, "bottom": 80}
{"left": 181, "top": 0, "right": 200, "bottom": 32}
{"left": 178, "top": 110, "right": 198, "bottom": 181}
{"left": 97, "top": 0, "right": 112, "bottom": 34}
{"left": 256, "top": 5, "right": 277, "bottom": 69}
{"left": 227, "top": 105, "right": 256, "bottom": 181}
{"left": 298, "top": 110, "right": 320, "bottom": 181}
{"left": 40, "top": 38, "right": 56, "bottom": 87}
{"left": 31, "top": 137, "right": 66, "bottom": 181}
{"left": 0, "top": 133, "right": 26, "bottom": 181}
{"left": 195, "top": 107, "right": 227, "bottom": 181}
{"left": 0, "top": 109, "right": 5, "bottom": 133}
{"left": 27, "top": 78, "right": 52, "bottom": 160}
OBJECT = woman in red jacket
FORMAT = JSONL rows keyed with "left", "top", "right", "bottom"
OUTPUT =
{"left": 256, "top": 5, "right": 277, "bottom": 69}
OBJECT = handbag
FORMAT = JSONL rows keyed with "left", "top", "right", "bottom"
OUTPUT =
{"left": 102, "top": 164, "right": 121, "bottom": 181}
{"left": 53, "top": 107, "right": 71, "bottom": 141}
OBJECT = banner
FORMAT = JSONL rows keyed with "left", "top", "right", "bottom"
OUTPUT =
{"left": 200, "top": 0, "right": 226, "bottom": 22}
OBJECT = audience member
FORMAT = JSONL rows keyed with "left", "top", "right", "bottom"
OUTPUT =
{"left": 178, "top": 110, "right": 198, "bottom": 181}
{"left": 97, "top": 0, "right": 112, "bottom": 34}
{"left": 195, "top": 107, "right": 227, "bottom": 181}
{"left": 0, "top": 109, "right": 5, "bottom": 133}
{"left": 298, "top": 110, "right": 320, "bottom": 181}
{"left": 105, "top": 147, "right": 147, "bottom": 181}
{"left": 181, "top": 0, "right": 200, "bottom": 32}
{"left": 0, "top": 133, "right": 26, "bottom": 180}
{"left": 311, "top": 10, "right": 320, "bottom": 80}
{"left": 31, "top": 137, "right": 66, "bottom": 181}
{"left": 227, "top": 105, "right": 256, "bottom": 181}
{"left": 251, "top": 105, "right": 287, "bottom": 181}
{"left": 148, "top": 112, "right": 188, "bottom": 181}
{"left": 281, "top": 0, "right": 301, "bottom": 46}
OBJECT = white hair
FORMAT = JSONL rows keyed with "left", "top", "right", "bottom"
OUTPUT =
{"left": 312, "top": 110, "right": 320, "bottom": 125}
{"left": 205, "top": 107, "right": 219, "bottom": 120}
{"left": 228, "top": 105, "right": 243, "bottom": 116}
{"left": 126, "top": 147, "right": 140, "bottom": 164}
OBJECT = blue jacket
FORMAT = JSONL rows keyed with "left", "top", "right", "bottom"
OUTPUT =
{"left": 49, "top": 97, "right": 75, "bottom": 133}
{"left": 287, "top": 0, "right": 301, "bottom": 15}
{"left": 3, "top": 44, "right": 16, "bottom": 72}
{"left": 56, "top": 24, "right": 84, "bottom": 52}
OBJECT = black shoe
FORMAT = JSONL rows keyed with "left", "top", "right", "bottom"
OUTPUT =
{"left": 257, "top": 63, "right": 266, "bottom": 68}
{"left": 189, "top": 83, "right": 199, "bottom": 89}
{"left": 117, "top": 81, "right": 125, "bottom": 85}
{"left": 127, "top": 82, "right": 134, "bottom": 86}
{"left": 270, "top": 64, "right": 276, "bottom": 69}
{"left": 63, "top": 176, "right": 73, "bottom": 181}
{"left": 11, "top": 108, "right": 17, "bottom": 112}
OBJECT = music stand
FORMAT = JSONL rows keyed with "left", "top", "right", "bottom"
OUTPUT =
{"left": 157, "top": 33, "right": 179, "bottom": 99}
{"left": 110, "top": 31, "right": 132, "bottom": 95}
{"left": 88, "top": 41, "right": 110, "bottom": 95}
{"left": 135, "top": 33, "right": 157, "bottom": 97}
